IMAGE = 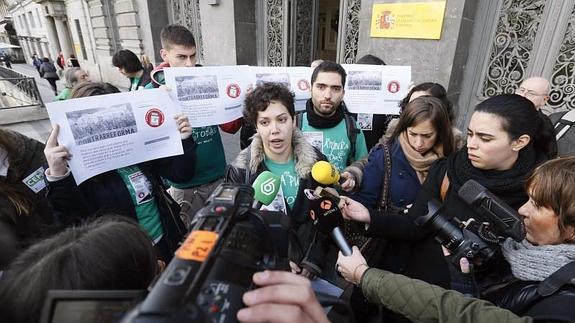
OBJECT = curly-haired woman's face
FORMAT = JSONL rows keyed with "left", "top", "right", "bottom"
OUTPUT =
{"left": 256, "top": 101, "right": 295, "bottom": 163}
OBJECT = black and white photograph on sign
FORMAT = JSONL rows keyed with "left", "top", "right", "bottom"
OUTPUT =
{"left": 66, "top": 104, "right": 138, "bottom": 146}
{"left": 347, "top": 71, "right": 382, "bottom": 91}
{"left": 357, "top": 113, "right": 373, "bottom": 131}
{"left": 175, "top": 75, "right": 220, "bottom": 101}
{"left": 256, "top": 73, "right": 291, "bottom": 89}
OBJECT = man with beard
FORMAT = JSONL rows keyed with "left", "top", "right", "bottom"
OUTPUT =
{"left": 297, "top": 60, "right": 367, "bottom": 185}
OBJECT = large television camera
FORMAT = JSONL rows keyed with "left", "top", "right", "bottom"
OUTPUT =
{"left": 416, "top": 180, "right": 525, "bottom": 271}
{"left": 120, "top": 182, "right": 289, "bottom": 322}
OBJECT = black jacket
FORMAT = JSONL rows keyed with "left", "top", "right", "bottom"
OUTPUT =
{"left": 46, "top": 138, "right": 197, "bottom": 256}
{"left": 225, "top": 129, "right": 333, "bottom": 276}
{"left": 0, "top": 130, "right": 58, "bottom": 268}
{"left": 485, "top": 279, "right": 575, "bottom": 320}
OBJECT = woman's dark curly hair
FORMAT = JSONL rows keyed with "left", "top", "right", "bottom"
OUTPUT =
{"left": 243, "top": 83, "right": 295, "bottom": 126}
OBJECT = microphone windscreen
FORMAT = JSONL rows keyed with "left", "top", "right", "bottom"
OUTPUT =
{"left": 252, "top": 171, "right": 281, "bottom": 206}
{"left": 309, "top": 196, "right": 344, "bottom": 234}
{"left": 458, "top": 179, "right": 485, "bottom": 206}
{"left": 311, "top": 161, "right": 340, "bottom": 185}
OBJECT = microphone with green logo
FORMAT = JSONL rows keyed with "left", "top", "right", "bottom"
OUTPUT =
{"left": 252, "top": 171, "right": 281, "bottom": 209}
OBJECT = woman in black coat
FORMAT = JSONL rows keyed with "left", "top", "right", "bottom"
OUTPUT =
{"left": 340, "top": 94, "right": 555, "bottom": 292}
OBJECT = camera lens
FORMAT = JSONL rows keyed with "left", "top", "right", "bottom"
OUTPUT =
{"left": 416, "top": 199, "right": 465, "bottom": 252}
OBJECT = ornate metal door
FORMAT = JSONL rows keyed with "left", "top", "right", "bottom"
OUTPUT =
{"left": 256, "top": 0, "right": 361, "bottom": 66}
{"left": 456, "top": 0, "right": 575, "bottom": 128}
{"left": 168, "top": 0, "right": 204, "bottom": 62}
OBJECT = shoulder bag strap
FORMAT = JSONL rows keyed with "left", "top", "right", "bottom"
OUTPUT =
{"left": 377, "top": 140, "right": 393, "bottom": 212}
{"left": 538, "top": 260, "right": 575, "bottom": 297}
{"left": 344, "top": 113, "right": 359, "bottom": 164}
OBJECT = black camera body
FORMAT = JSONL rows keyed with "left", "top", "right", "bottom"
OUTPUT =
{"left": 122, "top": 182, "right": 289, "bottom": 323}
{"left": 416, "top": 199, "right": 498, "bottom": 270}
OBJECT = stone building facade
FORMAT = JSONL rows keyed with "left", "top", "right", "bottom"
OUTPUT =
{"left": 6, "top": 0, "right": 575, "bottom": 121}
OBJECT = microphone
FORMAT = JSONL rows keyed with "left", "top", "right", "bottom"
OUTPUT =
{"left": 309, "top": 196, "right": 353, "bottom": 256}
{"left": 458, "top": 179, "right": 525, "bottom": 241}
{"left": 251, "top": 171, "right": 281, "bottom": 209}
{"left": 311, "top": 161, "right": 345, "bottom": 186}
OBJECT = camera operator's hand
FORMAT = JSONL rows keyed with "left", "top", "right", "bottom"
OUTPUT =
{"left": 174, "top": 113, "right": 192, "bottom": 140}
{"left": 237, "top": 270, "right": 329, "bottom": 323}
{"left": 337, "top": 246, "right": 369, "bottom": 285}
{"left": 289, "top": 261, "right": 315, "bottom": 279}
{"left": 340, "top": 196, "right": 371, "bottom": 223}
{"left": 339, "top": 171, "right": 356, "bottom": 192}
{"left": 44, "top": 124, "right": 71, "bottom": 177}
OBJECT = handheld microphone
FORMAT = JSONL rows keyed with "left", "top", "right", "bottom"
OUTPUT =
{"left": 311, "top": 161, "right": 345, "bottom": 186}
{"left": 251, "top": 171, "right": 281, "bottom": 209}
{"left": 458, "top": 179, "right": 525, "bottom": 241}
{"left": 309, "top": 196, "right": 353, "bottom": 256}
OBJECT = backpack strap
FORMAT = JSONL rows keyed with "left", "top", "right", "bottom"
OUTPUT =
{"left": 555, "top": 110, "right": 575, "bottom": 141}
{"left": 440, "top": 172, "right": 450, "bottom": 202}
{"left": 538, "top": 260, "right": 575, "bottom": 297}
{"left": 295, "top": 111, "right": 304, "bottom": 129}
{"left": 344, "top": 113, "right": 359, "bottom": 164}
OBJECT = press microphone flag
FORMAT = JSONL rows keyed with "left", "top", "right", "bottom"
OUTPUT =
{"left": 252, "top": 171, "right": 281, "bottom": 209}
{"left": 309, "top": 196, "right": 353, "bottom": 256}
{"left": 311, "top": 161, "right": 344, "bottom": 186}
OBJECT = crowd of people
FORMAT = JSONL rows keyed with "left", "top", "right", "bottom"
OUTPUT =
{"left": 1, "top": 22, "right": 574, "bottom": 323}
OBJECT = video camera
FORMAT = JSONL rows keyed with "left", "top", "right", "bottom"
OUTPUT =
{"left": 416, "top": 180, "right": 525, "bottom": 270}
{"left": 119, "top": 182, "right": 289, "bottom": 322}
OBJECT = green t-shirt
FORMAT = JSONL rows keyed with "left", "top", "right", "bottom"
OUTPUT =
{"left": 169, "top": 126, "right": 226, "bottom": 188}
{"left": 130, "top": 77, "right": 141, "bottom": 91}
{"left": 300, "top": 113, "right": 368, "bottom": 171}
{"left": 55, "top": 87, "right": 72, "bottom": 101}
{"left": 143, "top": 75, "right": 227, "bottom": 188}
{"left": 264, "top": 157, "right": 299, "bottom": 210}
{"left": 117, "top": 165, "right": 164, "bottom": 242}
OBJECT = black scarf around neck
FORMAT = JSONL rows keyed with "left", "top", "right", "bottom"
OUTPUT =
{"left": 446, "top": 145, "right": 545, "bottom": 210}
{"left": 305, "top": 99, "right": 345, "bottom": 129}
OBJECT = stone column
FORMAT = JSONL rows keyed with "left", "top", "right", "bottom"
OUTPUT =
{"left": 54, "top": 17, "right": 73, "bottom": 57}
{"left": 44, "top": 16, "right": 61, "bottom": 60}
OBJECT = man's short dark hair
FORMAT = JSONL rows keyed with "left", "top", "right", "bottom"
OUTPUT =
{"left": 160, "top": 24, "right": 196, "bottom": 49}
{"left": 310, "top": 60, "right": 347, "bottom": 87}
{"left": 243, "top": 83, "right": 295, "bottom": 126}
{"left": 111, "top": 49, "right": 143, "bottom": 74}
{"left": 356, "top": 54, "right": 386, "bottom": 65}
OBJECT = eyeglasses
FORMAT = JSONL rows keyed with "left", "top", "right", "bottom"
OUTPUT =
{"left": 515, "top": 87, "right": 547, "bottom": 98}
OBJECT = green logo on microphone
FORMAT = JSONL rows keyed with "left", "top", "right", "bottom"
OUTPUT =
{"left": 261, "top": 178, "right": 276, "bottom": 195}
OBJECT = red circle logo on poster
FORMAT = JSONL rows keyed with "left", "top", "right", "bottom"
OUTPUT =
{"left": 387, "top": 81, "right": 400, "bottom": 93}
{"left": 226, "top": 83, "right": 241, "bottom": 98}
{"left": 145, "top": 108, "right": 164, "bottom": 127}
{"left": 297, "top": 79, "right": 310, "bottom": 91}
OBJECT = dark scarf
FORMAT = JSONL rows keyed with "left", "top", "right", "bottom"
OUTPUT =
{"left": 305, "top": 99, "right": 345, "bottom": 129}
{"left": 446, "top": 145, "right": 545, "bottom": 210}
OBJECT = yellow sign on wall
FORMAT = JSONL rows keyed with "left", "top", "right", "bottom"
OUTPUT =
{"left": 370, "top": 1, "right": 447, "bottom": 39}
